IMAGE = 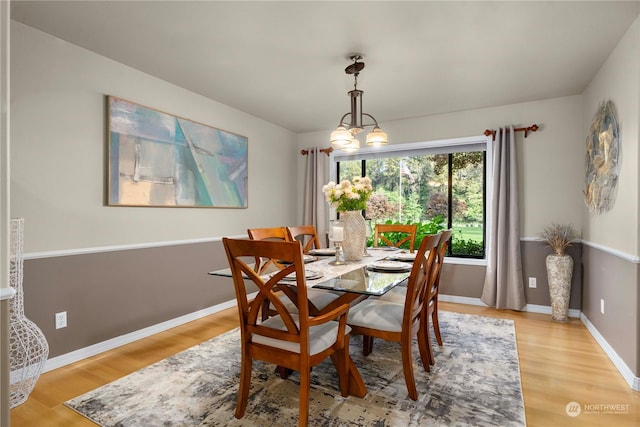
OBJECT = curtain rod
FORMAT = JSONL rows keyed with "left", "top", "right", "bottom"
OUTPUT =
{"left": 301, "top": 147, "right": 333, "bottom": 156}
{"left": 483, "top": 124, "right": 539, "bottom": 141}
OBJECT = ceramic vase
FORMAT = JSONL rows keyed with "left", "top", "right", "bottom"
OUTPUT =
{"left": 546, "top": 253, "right": 573, "bottom": 323}
{"left": 340, "top": 210, "right": 366, "bottom": 261}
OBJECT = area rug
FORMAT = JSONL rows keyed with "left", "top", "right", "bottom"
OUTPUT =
{"left": 65, "top": 311, "right": 525, "bottom": 426}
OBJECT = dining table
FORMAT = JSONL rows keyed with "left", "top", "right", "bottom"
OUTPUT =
{"left": 208, "top": 246, "right": 417, "bottom": 398}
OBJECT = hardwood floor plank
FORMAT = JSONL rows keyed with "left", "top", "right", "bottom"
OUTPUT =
{"left": 9, "top": 303, "right": 639, "bottom": 426}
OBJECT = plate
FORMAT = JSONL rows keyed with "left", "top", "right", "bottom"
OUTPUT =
{"left": 308, "top": 248, "right": 336, "bottom": 256}
{"left": 274, "top": 269, "right": 323, "bottom": 282}
{"left": 387, "top": 252, "right": 417, "bottom": 262}
{"left": 277, "top": 254, "right": 318, "bottom": 265}
{"left": 367, "top": 260, "right": 412, "bottom": 272}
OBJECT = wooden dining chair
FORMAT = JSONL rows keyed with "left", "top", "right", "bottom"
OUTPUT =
{"left": 376, "top": 230, "right": 452, "bottom": 366}
{"left": 426, "top": 229, "right": 453, "bottom": 352}
{"left": 373, "top": 224, "right": 418, "bottom": 252}
{"left": 223, "top": 238, "right": 352, "bottom": 427}
{"left": 286, "top": 225, "right": 321, "bottom": 253}
{"left": 247, "top": 227, "right": 290, "bottom": 275}
{"left": 346, "top": 233, "right": 441, "bottom": 400}
{"left": 249, "top": 226, "right": 339, "bottom": 320}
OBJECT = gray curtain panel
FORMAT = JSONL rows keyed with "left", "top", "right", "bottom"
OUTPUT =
{"left": 303, "top": 148, "right": 328, "bottom": 247}
{"left": 481, "top": 127, "right": 526, "bottom": 310}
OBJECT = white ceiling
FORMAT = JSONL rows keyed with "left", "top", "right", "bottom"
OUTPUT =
{"left": 10, "top": 1, "right": 640, "bottom": 133}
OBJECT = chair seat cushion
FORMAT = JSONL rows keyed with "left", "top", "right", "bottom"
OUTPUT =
{"left": 376, "top": 286, "right": 407, "bottom": 303}
{"left": 254, "top": 314, "right": 350, "bottom": 355}
{"left": 347, "top": 299, "right": 404, "bottom": 333}
{"left": 281, "top": 289, "right": 340, "bottom": 313}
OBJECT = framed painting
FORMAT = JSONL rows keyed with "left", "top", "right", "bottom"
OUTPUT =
{"left": 107, "top": 96, "right": 248, "bottom": 208}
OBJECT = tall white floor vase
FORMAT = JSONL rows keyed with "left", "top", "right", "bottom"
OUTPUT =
{"left": 9, "top": 218, "right": 49, "bottom": 408}
{"left": 546, "top": 254, "right": 573, "bottom": 323}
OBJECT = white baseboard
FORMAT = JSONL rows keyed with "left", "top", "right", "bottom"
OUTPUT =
{"left": 580, "top": 313, "right": 640, "bottom": 391}
{"left": 438, "top": 295, "right": 580, "bottom": 318}
{"left": 523, "top": 303, "right": 581, "bottom": 319}
{"left": 44, "top": 293, "right": 639, "bottom": 393}
{"left": 438, "top": 294, "right": 486, "bottom": 306}
{"left": 44, "top": 297, "right": 244, "bottom": 373}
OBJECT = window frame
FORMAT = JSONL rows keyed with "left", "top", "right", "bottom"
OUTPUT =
{"left": 329, "top": 135, "right": 493, "bottom": 263}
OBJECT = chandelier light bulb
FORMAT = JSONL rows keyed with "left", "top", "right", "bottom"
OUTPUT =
{"left": 366, "top": 127, "right": 388, "bottom": 146}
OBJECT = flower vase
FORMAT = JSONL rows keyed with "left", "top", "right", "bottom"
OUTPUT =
{"left": 340, "top": 210, "right": 366, "bottom": 261}
{"left": 546, "top": 254, "right": 573, "bottom": 322}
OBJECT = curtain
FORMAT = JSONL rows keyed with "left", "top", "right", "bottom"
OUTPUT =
{"left": 481, "top": 126, "right": 526, "bottom": 310}
{"left": 303, "top": 148, "right": 328, "bottom": 247}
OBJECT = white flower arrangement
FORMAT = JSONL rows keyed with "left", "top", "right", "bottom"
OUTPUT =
{"left": 322, "top": 176, "right": 373, "bottom": 212}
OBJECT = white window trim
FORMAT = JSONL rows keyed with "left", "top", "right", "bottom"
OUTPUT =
{"left": 329, "top": 134, "right": 493, "bottom": 264}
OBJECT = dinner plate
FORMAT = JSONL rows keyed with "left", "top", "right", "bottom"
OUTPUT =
{"left": 308, "top": 248, "right": 336, "bottom": 256}
{"left": 303, "top": 254, "right": 318, "bottom": 263}
{"left": 387, "top": 252, "right": 417, "bottom": 262}
{"left": 367, "top": 260, "right": 412, "bottom": 272}
{"left": 275, "top": 268, "right": 324, "bottom": 282}
{"left": 277, "top": 254, "right": 318, "bottom": 265}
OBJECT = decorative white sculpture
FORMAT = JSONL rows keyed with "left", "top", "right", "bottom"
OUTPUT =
{"left": 9, "top": 218, "right": 49, "bottom": 408}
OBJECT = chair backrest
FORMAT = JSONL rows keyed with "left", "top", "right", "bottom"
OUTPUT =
{"left": 428, "top": 229, "right": 453, "bottom": 302}
{"left": 286, "top": 225, "right": 321, "bottom": 253}
{"left": 402, "top": 233, "right": 441, "bottom": 327}
{"left": 223, "top": 238, "right": 311, "bottom": 350}
{"left": 247, "top": 227, "right": 290, "bottom": 274}
{"left": 374, "top": 224, "right": 418, "bottom": 252}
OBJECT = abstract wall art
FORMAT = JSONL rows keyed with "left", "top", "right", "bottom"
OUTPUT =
{"left": 108, "top": 96, "right": 248, "bottom": 208}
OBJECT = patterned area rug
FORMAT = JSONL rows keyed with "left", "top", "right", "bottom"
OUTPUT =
{"left": 65, "top": 311, "right": 525, "bottom": 426}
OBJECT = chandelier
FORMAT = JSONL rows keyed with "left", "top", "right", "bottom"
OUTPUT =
{"left": 330, "top": 55, "right": 388, "bottom": 152}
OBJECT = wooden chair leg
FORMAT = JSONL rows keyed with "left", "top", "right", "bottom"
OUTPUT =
{"left": 362, "top": 335, "right": 374, "bottom": 356}
{"left": 235, "top": 356, "right": 252, "bottom": 419}
{"left": 275, "top": 366, "right": 293, "bottom": 379}
{"left": 330, "top": 336, "right": 351, "bottom": 397}
{"left": 432, "top": 306, "right": 443, "bottom": 346}
{"left": 425, "top": 320, "right": 436, "bottom": 366}
{"left": 417, "top": 325, "right": 432, "bottom": 372}
{"left": 401, "top": 337, "right": 418, "bottom": 401}
{"left": 298, "top": 368, "right": 311, "bottom": 427}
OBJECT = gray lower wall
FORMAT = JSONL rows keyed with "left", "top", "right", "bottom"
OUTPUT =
{"left": 23, "top": 241, "right": 234, "bottom": 358}
{"left": 521, "top": 241, "right": 582, "bottom": 310}
{"left": 23, "top": 239, "right": 587, "bottom": 360}
{"left": 582, "top": 244, "right": 638, "bottom": 376}
{"left": 440, "top": 241, "right": 582, "bottom": 310}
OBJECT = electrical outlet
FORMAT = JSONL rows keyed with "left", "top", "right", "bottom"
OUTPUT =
{"left": 528, "top": 277, "right": 537, "bottom": 288}
{"left": 55, "top": 311, "right": 67, "bottom": 329}
{"left": 600, "top": 299, "right": 605, "bottom": 314}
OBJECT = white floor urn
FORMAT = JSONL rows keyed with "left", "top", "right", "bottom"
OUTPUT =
{"left": 546, "top": 254, "right": 573, "bottom": 322}
{"left": 9, "top": 218, "right": 49, "bottom": 407}
{"left": 340, "top": 210, "right": 366, "bottom": 261}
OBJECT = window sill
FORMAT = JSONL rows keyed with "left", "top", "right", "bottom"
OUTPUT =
{"left": 444, "top": 257, "right": 487, "bottom": 267}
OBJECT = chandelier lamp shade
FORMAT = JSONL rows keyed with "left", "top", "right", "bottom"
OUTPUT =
{"left": 330, "top": 55, "right": 388, "bottom": 150}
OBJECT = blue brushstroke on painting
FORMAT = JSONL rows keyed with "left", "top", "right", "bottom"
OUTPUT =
{"left": 108, "top": 97, "right": 248, "bottom": 207}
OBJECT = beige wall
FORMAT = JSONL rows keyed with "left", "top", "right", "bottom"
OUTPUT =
{"left": 297, "top": 95, "right": 585, "bottom": 238}
{"left": 11, "top": 22, "right": 299, "bottom": 254}
{"left": 582, "top": 16, "right": 640, "bottom": 256}
{"left": 581, "top": 15, "right": 640, "bottom": 377}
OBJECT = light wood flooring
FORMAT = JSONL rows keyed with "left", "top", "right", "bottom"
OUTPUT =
{"left": 9, "top": 302, "right": 639, "bottom": 426}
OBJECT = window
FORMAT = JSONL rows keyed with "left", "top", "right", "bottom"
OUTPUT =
{"left": 331, "top": 136, "right": 491, "bottom": 259}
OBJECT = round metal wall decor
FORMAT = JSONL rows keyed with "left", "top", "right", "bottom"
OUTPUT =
{"left": 584, "top": 100, "right": 620, "bottom": 213}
